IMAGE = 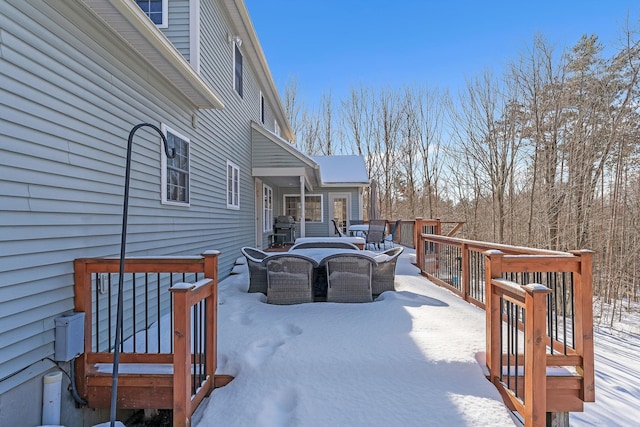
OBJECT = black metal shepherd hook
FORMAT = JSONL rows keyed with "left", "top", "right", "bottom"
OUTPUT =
{"left": 110, "top": 123, "right": 175, "bottom": 427}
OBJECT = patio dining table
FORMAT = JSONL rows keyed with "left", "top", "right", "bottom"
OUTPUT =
{"left": 347, "top": 224, "right": 369, "bottom": 237}
{"left": 288, "top": 247, "right": 383, "bottom": 263}
{"left": 294, "top": 236, "right": 366, "bottom": 249}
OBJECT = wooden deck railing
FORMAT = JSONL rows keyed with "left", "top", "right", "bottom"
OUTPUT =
{"left": 73, "top": 251, "right": 232, "bottom": 427}
{"left": 413, "top": 222, "right": 595, "bottom": 427}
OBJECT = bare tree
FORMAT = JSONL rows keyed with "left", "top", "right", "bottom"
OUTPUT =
{"left": 449, "top": 70, "right": 524, "bottom": 242}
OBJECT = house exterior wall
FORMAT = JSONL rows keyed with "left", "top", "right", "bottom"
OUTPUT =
{"left": 273, "top": 186, "right": 362, "bottom": 238}
{"left": 162, "top": 0, "right": 191, "bottom": 60}
{"left": 0, "top": 0, "right": 285, "bottom": 425}
{"left": 300, "top": 186, "right": 361, "bottom": 237}
{"left": 252, "top": 129, "right": 310, "bottom": 169}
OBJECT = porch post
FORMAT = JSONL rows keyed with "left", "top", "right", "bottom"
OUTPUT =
{"left": 299, "top": 175, "right": 306, "bottom": 238}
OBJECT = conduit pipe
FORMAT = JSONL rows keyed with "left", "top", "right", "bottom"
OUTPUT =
{"left": 42, "top": 371, "right": 62, "bottom": 425}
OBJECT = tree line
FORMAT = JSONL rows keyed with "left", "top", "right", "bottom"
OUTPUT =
{"left": 283, "top": 23, "right": 640, "bottom": 327}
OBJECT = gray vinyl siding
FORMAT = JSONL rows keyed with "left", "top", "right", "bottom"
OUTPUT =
{"left": 252, "top": 130, "right": 310, "bottom": 169}
{"left": 161, "top": 0, "right": 191, "bottom": 61}
{"left": 0, "top": 0, "right": 264, "bottom": 405}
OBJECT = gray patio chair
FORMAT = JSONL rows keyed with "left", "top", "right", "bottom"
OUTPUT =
{"left": 372, "top": 246, "right": 404, "bottom": 297}
{"left": 331, "top": 219, "right": 346, "bottom": 237}
{"left": 290, "top": 241, "right": 359, "bottom": 250}
{"left": 266, "top": 254, "right": 318, "bottom": 305}
{"left": 365, "top": 219, "right": 387, "bottom": 250}
{"left": 241, "top": 247, "right": 269, "bottom": 294}
{"left": 383, "top": 219, "right": 401, "bottom": 249}
{"left": 323, "top": 253, "right": 377, "bottom": 303}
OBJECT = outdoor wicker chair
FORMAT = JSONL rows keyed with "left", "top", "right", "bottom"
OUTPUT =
{"left": 372, "top": 246, "right": 404, "bottom": 297}
{"left": 241, "top": 247, "right": 269, "bottom": 294}
{"left": 324, "top": 253, "right": 377, "bottom": 303}
{"left": 266, "top": 254, "right": 318, "bottom": 305}
{"left": 383, "top": 219, "right": 401, "bottom": 249}
{"left": 290, "top": 241, "right": 360, "bottom": 250}
{"left": 365, "top": 219, "right": 387, "bottom": 250}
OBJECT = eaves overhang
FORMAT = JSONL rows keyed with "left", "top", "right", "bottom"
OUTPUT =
{"left": 69, "top": 0, "right": 224, "bottom": 110}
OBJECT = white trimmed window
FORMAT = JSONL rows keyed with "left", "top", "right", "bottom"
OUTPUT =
{"left": 135, "top": 0, "right": 168, "bottom": 28}
{"left": 284, "top": 194, "right": 323, "bottom": 223}
{"left": 226, "top": 160, "right": 240, "bottom": 209}
{"left": 161, "top": 124, "right": 190, "bottom": 206}
{"left": 263, "top": 184, "right": 273, "bottom": 232}
{"left": 234, "top": 43, "right": 243, "bottom": 98}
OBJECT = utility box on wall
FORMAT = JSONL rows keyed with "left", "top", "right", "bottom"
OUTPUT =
{"left": 54, "top": 312, "right": 85, "bottom": 362}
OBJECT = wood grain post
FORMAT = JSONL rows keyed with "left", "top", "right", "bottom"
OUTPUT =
{"left": 414, "top": 217, "right": 423, "bottom": 270}
{"left": 170, "top": 283, "right": 194, "bottom": 427}
{"left": 484, "top": 250, "right": 504, "bottom": 379}
{"left": 524, "top": 284, "right": 551, "bottom": 427}
{"left": 461, "top": 243, "right": 470, "bottom": 302}
{"left": 201, "top": 251, "right": 220, "bottom": 391}
{"left": 570, "top": 250, "right": 595, "bottom": 402}
{"left": 73, "top": 259, "right": 91, "bottom": 399}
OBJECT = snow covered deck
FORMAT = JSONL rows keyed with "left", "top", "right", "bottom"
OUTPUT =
{"left": 192, "top": 249, "right": 518, "bottom": 426}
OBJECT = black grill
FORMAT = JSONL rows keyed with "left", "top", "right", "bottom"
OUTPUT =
{"left": 273, "top": 215, "right": 296, "bottom": 246}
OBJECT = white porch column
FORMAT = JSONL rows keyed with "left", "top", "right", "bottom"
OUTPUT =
{"left": 299, "top": 175, "right": 306, "bottom": 238}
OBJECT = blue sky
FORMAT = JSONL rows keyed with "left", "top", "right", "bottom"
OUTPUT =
{"left": 244, "top": 0, "right": 640, "bottom": 108}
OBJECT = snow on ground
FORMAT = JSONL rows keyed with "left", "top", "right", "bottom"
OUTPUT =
{"left": 191, "top": 249, "right": 640, "bottom": 427}
{"left": 571, "top": 308, "right": 640, "bottom": 426}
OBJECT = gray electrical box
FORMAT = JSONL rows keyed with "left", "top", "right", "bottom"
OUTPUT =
{"left": 54, "top": 312, "right": 85, "bottom": 362}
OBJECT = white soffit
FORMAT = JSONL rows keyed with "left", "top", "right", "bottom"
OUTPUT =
{"left": 79, "top": 0, "right": 224, "bottom": 110}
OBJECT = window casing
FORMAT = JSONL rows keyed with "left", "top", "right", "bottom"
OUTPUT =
{"left": 260, "top": 92, "right": 265, "bottom": 124}
{"left": 274, "top": 120, "right": 280, "bottom": 137}
{"left": 234, "top": 44, "right": 243, "bottom": 98}
{"left": 161, "top": 124, "right": 190, "bottom": 206}
{"left": 263, "top": 184, "right": 273, "bottom": 232}
{"left": 284, "top": 194, "right": 323, "bottom": 223}
{"left": 135, "top": 0, "right": 168, "bottom": 28}
{"left": 227, "top": 160, "right": 240, "bottom": 210}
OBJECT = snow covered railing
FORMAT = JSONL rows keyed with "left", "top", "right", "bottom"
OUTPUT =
{"left": 415, "top": 231, "right": 595, "bottom": 427}
{"left": 73, "top": 251, "right": 232, "bottom": 427}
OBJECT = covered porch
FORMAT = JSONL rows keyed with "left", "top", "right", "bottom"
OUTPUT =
{"left": 251, "top": 122, "right": 369, "bottom": 248}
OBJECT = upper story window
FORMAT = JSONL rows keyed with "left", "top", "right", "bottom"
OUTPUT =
{"left": 260, "top": 92, "right": 265, "bottom": 124}
{"left": 263, "top": 184, "right": 273, "bottom": 232}
{"left": 161, "top": 124, "right": 190, "bottom": 206}
{"left": 135, "top": 0, "right": 168, "bottom": 28}
{"left": 234, "top": 43, "right": 243, "bottom": 98}
{"left": 227, "top": 160, "right": 240, "bottom": 210}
